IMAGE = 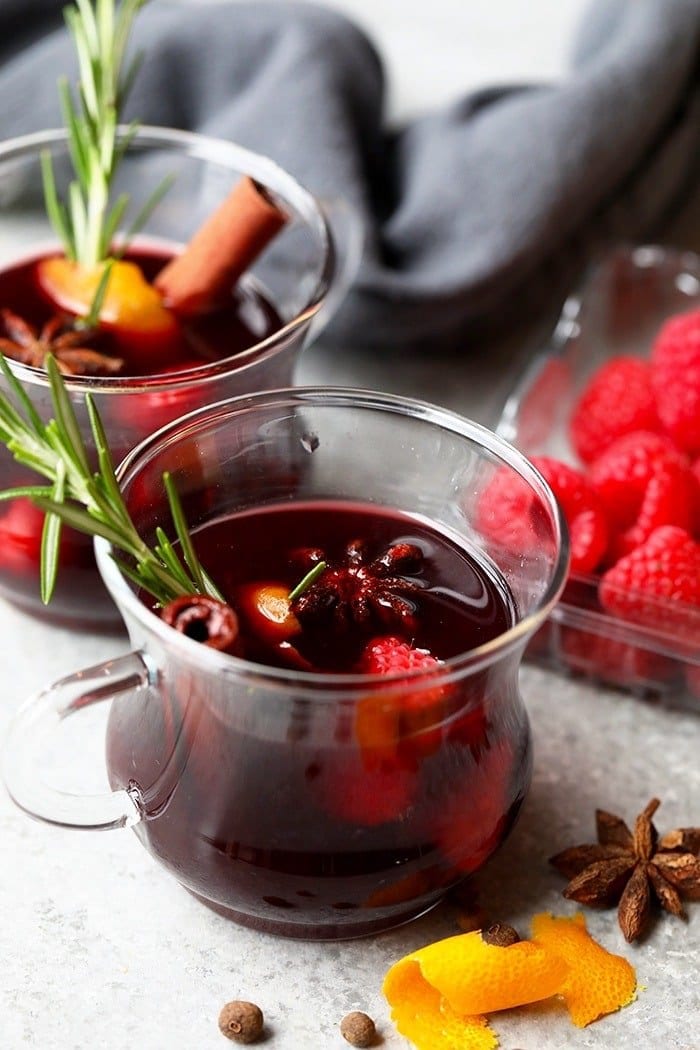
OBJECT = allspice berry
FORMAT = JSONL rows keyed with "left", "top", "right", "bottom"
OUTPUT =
{"left": 481, "top": 922, "right": 521, "bottom": 947}
{"left": 340, "top": 1011, "right": 376, "bottom": 1047}
{"left": 218, "top": 1000, "right": 264, "bottom": 1044}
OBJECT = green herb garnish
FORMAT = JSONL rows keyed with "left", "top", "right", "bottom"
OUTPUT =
{"left": 42, "top": 0, "right": 170, "bottom": 272}
{"left": 288, "top": 560, "right": 327, "bottom": 602}
{"left": 0, "top": 352, "right": 223, "bottom": 606}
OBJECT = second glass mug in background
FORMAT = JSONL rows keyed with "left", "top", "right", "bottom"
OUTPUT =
{"left": 3, "top": 389, "right": 568, "bottom": 940}
{"left": 0, "top": 126, "right": 355, "bottom": 628}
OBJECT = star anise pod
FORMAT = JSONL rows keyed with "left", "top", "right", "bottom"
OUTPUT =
{"left": 550, "top": 798, "right": 700, "bottom": 942}
{"left": 290, "top": 539, "right": 425, "bottom": 634}
{"left": 0, "top": 308, "right": 123, "bottom": 376}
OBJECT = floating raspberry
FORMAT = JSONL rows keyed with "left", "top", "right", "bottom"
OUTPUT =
{"left": 0, "top": 497, "right": 84, "bottom": 574}
{"left": 357, "top": 636, "right": 448, "bottom": 761}
{"left": 569, "top": 356, "right": 660, "bottom": 464}
{"left": 531, "top": 457, "right": 609, "bottom": 574}
{"left": 650, "top": 308, "right": 700, "bottom": 456}
{"left": 312, "top": 753, "right": 416, "bottom": 826}
{"left": 0, "top": 498, "right": 44, "bottom": 571}
{"left": 360, "top": 635, "right": 442, "bottom": 677}
{"left": 589, "top": 431, "right": 696, "bottom": 560}
{"left": 435, "top": 737, "right": 515, "bottom": 875}
{"left": 599, "top": 526, "right": 700, "bottom": 641}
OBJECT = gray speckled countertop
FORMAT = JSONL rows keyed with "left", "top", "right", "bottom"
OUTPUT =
{"left": 3, "top": 1, "right": 700, "bottom": 1047}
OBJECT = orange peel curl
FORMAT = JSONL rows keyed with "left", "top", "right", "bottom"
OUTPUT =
{"left": 382, "top": 913, "right": 637, "bottom": 1049}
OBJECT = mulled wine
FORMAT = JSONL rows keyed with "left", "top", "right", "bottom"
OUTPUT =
{"left": 5, "top": 388, "right": 566, "bottom": 940}
{"left": 106, "top": 501, "right": 532, "bottom": 937}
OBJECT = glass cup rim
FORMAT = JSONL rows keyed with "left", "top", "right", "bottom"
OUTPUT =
{"left": 0, "top": 124, "right": 335, "bottom": 393}
{"left": 94, "top": 386, "right": 571, "bottom": 694}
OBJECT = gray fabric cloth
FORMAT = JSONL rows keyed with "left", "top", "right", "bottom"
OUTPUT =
{"left": 0, "top": 0, "right": 698, "bottom": 351}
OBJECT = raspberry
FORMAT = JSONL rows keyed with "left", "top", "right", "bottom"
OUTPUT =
{"left": 358, "top": 636, "right": 447, "bottom": 760}
{"left": 569, "top": 356, "right": 660, "bottom": 464}
{"left": 589, "top": 431, "right": 696, "bottom": 560}
{"left": 650, "top": 308, "right": 700, "bottom": 456}
{"left": 111, "top": 362, "right": 205, "bottom": 437}
{"left": 476, "top": 467, "right": 537, "bottom": 552}
{"left": 558, "top": 626, "right": 678, "bottom": 692}
{"left": 0, "top": 498, "right": 43, "bottom": 570}
{"left": 477, "top": 458, "right": 608, "bottom": 574}
{"left": 360, "top": 635, "right": 442, "bottom": 677}
{"left": 0, "top": 497, "right": 84, "bottom": 573}
{"left": 531, "top": 457, "right": 608, "bottom": 574}
{"left": 599, "top": 526, "right": 700, "bottom": 641}
{"left": 313, "top": 754, "right": 416, "bottom": 827}
{"left": 435, "top": 737, "right": 516, "bottom": 874}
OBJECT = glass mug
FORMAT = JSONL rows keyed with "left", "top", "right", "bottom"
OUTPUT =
{"left": 0, "top": 126, "right": 354, "bottom": 629}
{"left": 3, "top": 389, "right": 568, "bottom": 940}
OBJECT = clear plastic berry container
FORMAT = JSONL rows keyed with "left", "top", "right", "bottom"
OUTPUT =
{"left": 497, "top": 244, "right": 700, "bottom": 709}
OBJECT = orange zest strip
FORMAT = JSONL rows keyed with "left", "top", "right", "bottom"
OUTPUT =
{"left": 383, "top": 914, "right": 637, "bottom": 1048}
{"left": 530, "top": 912, "right": 637, "bottom": 1028}
{"left": 383, "top": 957, "right": 497, "bottom": 1050}
{"left": 403, "top": 931, "right": 568, "bottom": 1016}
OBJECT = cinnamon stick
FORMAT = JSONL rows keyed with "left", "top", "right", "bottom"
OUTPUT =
{"left": 155, "top": 176, "right": 288, "bottom": 317}
{"left": 161, "top": 595, "right": 239, "bottom": 652}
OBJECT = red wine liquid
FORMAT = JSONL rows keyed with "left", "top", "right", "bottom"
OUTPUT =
{"left": 188, "top": 501, "right": 515, "bottom": 669}
{"left": 107, "top": 501, "right": 531, "bottom": 938}
{"left": 0, "top": 246, "right": 282, "bottom": 375}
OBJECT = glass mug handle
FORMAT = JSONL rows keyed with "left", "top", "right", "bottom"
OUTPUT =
{"left": 305, "top": 196, "right": 364, "bottom": 346}
{"left": 3, "top": 651, "right": 153, "bottom": 831}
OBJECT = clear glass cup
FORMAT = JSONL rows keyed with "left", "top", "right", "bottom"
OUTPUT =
{"left": 3, "top": 388, "right": 568, "bottom": 940}
{"left": 0, "top": 127, "right": 348, "bottom": 628}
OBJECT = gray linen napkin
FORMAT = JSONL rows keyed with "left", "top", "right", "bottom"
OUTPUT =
{"left": 0, "top": 0, "right": 698, "bottom": 351}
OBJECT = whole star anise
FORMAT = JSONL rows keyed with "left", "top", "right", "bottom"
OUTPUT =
{"left": 0, "top": 308, "right": 123, "bottom": 376}
{"left": 290, "top": 539, "right": 425, "bottom": 634}
{"left": 550, "top": 798, "right": 700, "bottom": 942}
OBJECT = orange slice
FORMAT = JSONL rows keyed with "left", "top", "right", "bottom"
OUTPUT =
{"left": 237, "top": 582, "right": 301, "bottom": 644}
{"left": 36, "top": 256, "right": 182, "bottom": 365}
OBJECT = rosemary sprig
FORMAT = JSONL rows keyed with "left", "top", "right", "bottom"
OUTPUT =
{"left": 0, "top": 352, "right": 223, "bottom": 606}
{"left": 42, "top": 0, "right": 170, "bottom": 273}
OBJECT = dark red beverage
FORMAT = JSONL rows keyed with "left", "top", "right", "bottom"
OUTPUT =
{"left": 106, "top": 501, "right": 532, "bottom": 938}
{"left": 0, "top": 247, "right": 281, "bottom": 376}
{"left": 0, "top": 245, "right": 283, "bottom": 628}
